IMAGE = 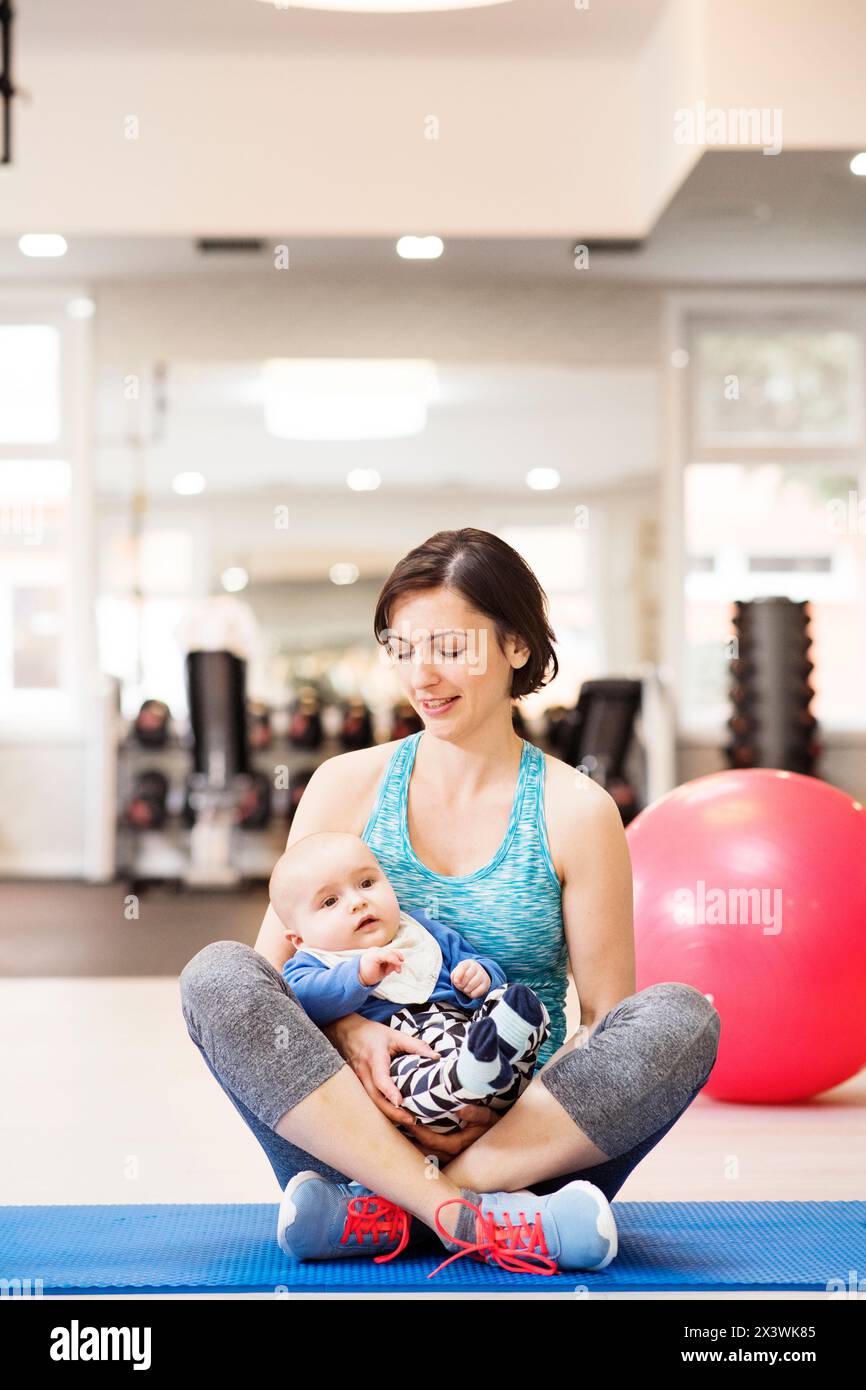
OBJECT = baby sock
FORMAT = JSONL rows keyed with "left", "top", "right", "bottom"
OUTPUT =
{"left": 454, "top": 1016, "right": 513, "bottom": 1097}
{"left": 486, "top": 984, "right": 547, "bottom": 1064}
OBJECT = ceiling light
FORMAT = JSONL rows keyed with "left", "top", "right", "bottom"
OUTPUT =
{"left": 221, "top": 566, "right": 249, "bottom": 593}
{"left": 255, "top": 1, "right": 512, "bottom": 11}
{"left": 850, "top": 152, "right": 866, "bottom": 176}
{"left": 347, "top": 469, "right": 381, "bottom": 491}
{"left": 19, "top": 234, "right": 68, "bottom": 258}
{"left": 263, "top": 359, "right": 438, "bottom": 441}
{"left": 330, "top": 562, "right": 359, "bottom": 585}
{"left": 66, "top": 297, "right": 95, "bottom": 320}
{"left": 396, "top": 235, "right": 444, "bottom": 260}
{"left": 172, "top": 471, "right": 207, "bottom": 496}
{"left": 526, "top": 468, "right": 560, "bottom": 491}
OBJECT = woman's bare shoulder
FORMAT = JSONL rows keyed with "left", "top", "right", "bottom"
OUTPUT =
{"left": 540, "top": 753, "right": 627, "bottom": 884}
{"left": 541, "top": 749, "right": 623, "bottom": 843}
{"left": 297, "top": 739, "right": 402, "bottom": 836}
{"left": 318, "top": 738, "right": 401, "bottom": 785}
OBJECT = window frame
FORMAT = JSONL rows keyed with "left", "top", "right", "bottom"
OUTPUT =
{"left": 662, "top": 289, "right": 866, "bottom": 742}
{"left": 0, "top": 286, "right": 95, "bottom": 741}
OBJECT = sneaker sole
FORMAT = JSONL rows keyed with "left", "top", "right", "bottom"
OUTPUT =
{"left": 277, "top": 1169, "right": 322, "bottom": 1258}
{"left": 557, "top": 1179, "right": 618, "bottom": 1270}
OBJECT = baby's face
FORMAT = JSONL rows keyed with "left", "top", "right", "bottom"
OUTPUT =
{"left": 275, "top": 838, "right": 401, "bottom": 952}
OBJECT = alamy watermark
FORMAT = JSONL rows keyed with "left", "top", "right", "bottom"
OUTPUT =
{"left": 0, "top": 499, "right": 44, "bottom": 546}
{"left": 674, "top": 879, "right": 782, "bottom": 935}
{"left": 49, "top": 1321, "right": 151, "bottom": 1369}
{"left": 827, "top": 490, "right": 866, "bottom": 536}
{"left": 674, "top": 101, "right": 783, "bottom": 156}
{"left": 377, "top": 625, "right": 488, "bottom": 676}
{"left": 1, "top": 1276, "right": 44, "bottom": 1297}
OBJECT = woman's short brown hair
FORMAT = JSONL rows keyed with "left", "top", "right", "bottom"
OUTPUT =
{"left": 373, "top": 528, "right": 558, "bottom": 700}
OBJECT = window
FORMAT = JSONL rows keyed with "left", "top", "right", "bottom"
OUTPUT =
{"left": 678, "top": 309, "right": 866, "bottom": 731}
{"left": 683, "top": 462, "right": 866, "bottom": 727}
{"left": 0, "top": 325, "right": 61, "bottom": 443}
{"left": 694, "top": 327, "right": 861, "bottom": 448}
{"left": 0, "top": 303, "right": 92, "bottom": 730}
{"left": 497, "top": 523, "right": 600, "bottom": 714}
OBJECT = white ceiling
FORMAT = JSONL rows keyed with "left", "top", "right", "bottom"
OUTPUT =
{"left": 3, "top": 153, "right": 865, "bottom": 284}
{"left": 20, "top": 0, "right": 666, "bottom": 57}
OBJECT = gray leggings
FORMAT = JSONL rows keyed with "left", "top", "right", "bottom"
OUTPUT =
{"left": 179, "top": 940, "right": 721, "bottom": 1204}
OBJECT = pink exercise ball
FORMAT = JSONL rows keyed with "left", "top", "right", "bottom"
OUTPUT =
{"left": 626, "top": 769, "right": 866, "bottom": 1103}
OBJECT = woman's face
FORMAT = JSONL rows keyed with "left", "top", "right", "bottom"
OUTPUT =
{"left": 384, "top": 586, "right": 529, "bottom": 737}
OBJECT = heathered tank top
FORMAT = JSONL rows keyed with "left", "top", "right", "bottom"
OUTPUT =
{"left": 361, "top": 731, "right": 569, "bottom": 1066}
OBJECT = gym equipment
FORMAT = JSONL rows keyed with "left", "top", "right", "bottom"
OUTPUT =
{"left": 727, "top": 597, "right": 820, "bottom": 774}
{"left": 390, "top": 700, "right": 423, "bottom": 740}
{"left": 236, "top": 770, "right": 272, "bottom": 830}
{"left": 287, "top": 769, "right": 313, "bottom": 826}
{"left": 181, "top": 773, "right": 197, "bottom": 829}
{"left": 627, "top": 767, "right": 866, "bottom": 1103}
{"left": 133, "top": 698, "right": 171, "bottom": 748}
{"left": 186, "top": 651, "right": 249, "bottom": 785}
{"left": 542, "top": 704, "right": 571, "bottom": 758}
{"left": 184, "top": 650, "right": 251, "bottom": 887}
{"left": 125, "top": 770, "right": 169, "bottom": 830}
{"left": 559, "top": 679, "right": 643, "bottom": 824}
{"left": 288, "top": 686, "right": 323, "bottom": 750}
{"left": 339, "top": 698, "right": 373, "bottom": 751}
{"left": 247, "top": 700, "right": 272, "bottom": 751}
{"left": 3, "top": 1198, "right": 863, "bottom": 1294}
{"left": 511, "top": 704, "right": 528, "bottom": 737}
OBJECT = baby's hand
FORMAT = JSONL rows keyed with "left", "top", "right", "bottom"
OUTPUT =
{"left": 451, "top": 960, "right": 491, "bottom": 999}
{"left": 359, "top": 948, "right": 404, "bottom": 987}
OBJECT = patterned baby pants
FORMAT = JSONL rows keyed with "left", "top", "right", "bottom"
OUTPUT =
{"left": 388, "top": 985, "right": 551, "bottom": 1134}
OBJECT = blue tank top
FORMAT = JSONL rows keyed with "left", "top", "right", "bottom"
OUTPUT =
{"left": 361, "top": 731, "right": 568, "bottom": 1066}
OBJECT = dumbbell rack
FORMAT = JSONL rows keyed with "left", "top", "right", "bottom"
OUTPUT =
{"left": 726, "top": 597, "right": 820, "bottom": 774}
{"left": 115, "top": 729, "right": 344, "bottom": 892}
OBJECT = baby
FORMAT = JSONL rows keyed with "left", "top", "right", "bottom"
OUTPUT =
{"left": 270, "top": 831, "right": 550, "bottom": 1134}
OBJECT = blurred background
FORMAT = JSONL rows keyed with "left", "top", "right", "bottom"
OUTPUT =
{"left": 1, "top": 0, "right": 866, "bottom": 1202}
{"left": 2, "top": 2, "right": 866, "bottom": 917}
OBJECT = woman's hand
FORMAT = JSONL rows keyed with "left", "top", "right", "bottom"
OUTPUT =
{"left": 400, "top": 1104, "right": 501, "bottom": 1160}
{"left": 323, "top": 1013, "right": 500, "bottom": 1152}
{"left": 323, "top": 1012, "right": 440, "bottom": 1127}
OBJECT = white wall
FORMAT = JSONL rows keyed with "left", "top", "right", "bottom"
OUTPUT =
{"left": 0, "top": 746, "right": 86, "bottom": 877}
{"left": 92, "top": 273, "right": 664, "bottom": 366}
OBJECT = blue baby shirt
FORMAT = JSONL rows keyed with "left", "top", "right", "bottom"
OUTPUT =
{"left": 282, "top": 909, "right": 507, "bottom": 1027}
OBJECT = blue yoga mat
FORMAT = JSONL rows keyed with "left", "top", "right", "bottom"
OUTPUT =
{"left": 2, "top": 1201, "right": 864, "bottom": 1294}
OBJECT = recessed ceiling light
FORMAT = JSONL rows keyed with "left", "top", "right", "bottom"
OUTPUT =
{"left": 263, "top": 359, "right": 438, "bottom": 440}
{"left": 330, "top": 562, "right": 360, "bottom": 585}
{"left": 396, "top": 235, "right": 444, "bottom": 260}
{"left": 849, "top": 152, "right": 866, "bottom": 177}
{"left": 670, "top": 348, "right": 690, "bottom": 369}
{"left": 19, "top": 234, "right": 68, "bottom": 258}
{"left": 172, "top": 471, "right": 207, "bottom": 496}
{"left": 347, "top": 469, "right": 381, "bottom": 491}
{"left": 526, "top": 468, "right": 560, "bottom": 491}
{"left": 221, "top": 566, "right": 249, "bottom": 593}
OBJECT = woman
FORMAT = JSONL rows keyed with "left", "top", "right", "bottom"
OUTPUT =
{"left": 180, "top": 528, "right": 720, "bottom": 1275}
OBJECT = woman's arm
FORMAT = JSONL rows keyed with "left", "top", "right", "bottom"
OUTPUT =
{"left": 251, "top": 747, "right": 493, "bottom": 1143}
{"left": 547, "top": 765, "right": 636, "bottom": 1032}
{"left": 253, "top": 750, "right": 377, "bottom": 970}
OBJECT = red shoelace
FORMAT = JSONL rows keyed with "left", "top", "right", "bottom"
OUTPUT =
{"left": 340, "top": 1193, "right": 413, "bottom": 1263}
{"left": 429, "top": 1196, "right": 558, "bottom": 1277}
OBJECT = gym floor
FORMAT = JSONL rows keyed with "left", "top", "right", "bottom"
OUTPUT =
{"left": 2, "top": 880, "right": 864, "bottom": 1210}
